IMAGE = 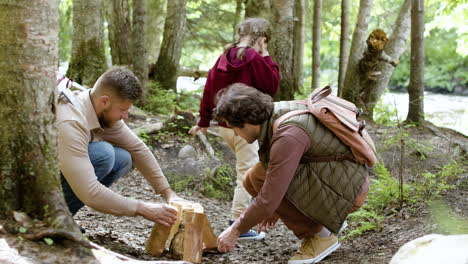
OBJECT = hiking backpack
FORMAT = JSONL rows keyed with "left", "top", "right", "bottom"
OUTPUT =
{"left": 273, "top": 86, "right": 377, "bottom": 167}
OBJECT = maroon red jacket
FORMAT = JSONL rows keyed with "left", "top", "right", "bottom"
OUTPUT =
{"left": 197, "top": 47, "right": 280, "bottom": 128}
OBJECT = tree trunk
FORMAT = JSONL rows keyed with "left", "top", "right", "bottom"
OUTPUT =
{"left": 233, "top": 0, "right": 245, "bottom": 40}
{"left": 0, "top": 0, "right": 79, "bottom": 234}
{"left": 341, "top": 0, "right": 373, "bottom": 107}
{"left": 105, "top": 0, "right": 133, "bottom": 66}
{"left": 67, "top": 0, "right": 108, "bottom": 86}
{"left": 312, "top": 0, "right": 322, "bottom": 90}
{"left": 245, "top": 0, "right": 272, "bottom": 19}
{"left": 293, "top": 0, "right": 305, "bottom": 91}
{"left": 363, "top": 0, "right": 411, "bottom": 118}
{"left": 148, "top": 0, "right": 187, "bottom": 91}
{"left": 147, "top": 0, "right": 166, "bottom": 64}
{"left": 270, "top": 0, "right": 296, "bottom": 100}
{"left": 338, "top": 0, "right": 350, "bottom": 96}
{"left": 406, "top": 0, "right": 425, "bottom": 124}
{"left": 132, "top": 0, "right": 148, "bottom": 94}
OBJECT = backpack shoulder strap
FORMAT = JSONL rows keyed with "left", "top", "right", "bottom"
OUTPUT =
{"left": 272, "top": 109, "right": 310, "bottom": 132}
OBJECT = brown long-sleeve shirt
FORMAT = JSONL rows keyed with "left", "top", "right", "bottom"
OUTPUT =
{"left": 237, "top": 125, "right": 311, "bottom": 233}
{"left": 57, "top": 90, "right": 170, "bottom": 216}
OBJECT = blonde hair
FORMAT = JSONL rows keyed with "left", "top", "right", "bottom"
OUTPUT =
{"left": 224, "top": 17, "right": 272, "bottom": 59}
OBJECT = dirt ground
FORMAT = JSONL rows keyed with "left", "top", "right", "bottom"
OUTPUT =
{"left": 71, "top": 120, "right": 468, "bottom": 264}
{"left": 72, "top": 170, "right": 466, "bottom": 264}
{"left": 2, "top": 116, "right": 467, "bottom": 264}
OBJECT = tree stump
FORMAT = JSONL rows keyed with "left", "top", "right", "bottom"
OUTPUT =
{"left": 146, "top": 202, "right": 218, "bottom": 263}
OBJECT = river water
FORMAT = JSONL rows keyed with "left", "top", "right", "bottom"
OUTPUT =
{"left": 177, "top": 77, "right": 468, "bottom": 136}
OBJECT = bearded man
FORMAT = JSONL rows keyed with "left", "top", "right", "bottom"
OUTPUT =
{"left": 57, "top": 67, "right": 180, "bottom": 228}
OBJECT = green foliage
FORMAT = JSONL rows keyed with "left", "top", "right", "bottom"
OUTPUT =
{"left": 167, "top": 164, "right": 235, "bottom": 200}
{"left": 59, "top": 0, "right": 72, "bottom": 62}
{"left": 414, "top": 160, "right": 465, "bottom": 198}
{"left": 345, "top": 159, "right": 465, "bottom": 239}
{"left": 390, "top": 28, "right": 468, "bottom": 93}
{"left": 139, "top": 133, "right": 150, "bottom": 145}
{"left": 382, "top": 127, "right": 434, "bottom": 160}
{"left": 43, "top": 237, "right": 54, "bottom": 246}
{"left": 201, "top": 164, "right": 235, "bottom": 200}
{"left": 142, "top": 81, "right": 201, "bottom": 115}
{"left": 169, "top": 175, "right": 194, "bottom": 193}
{"left": 373, "top": 97, "right": 398, "bottom": 126}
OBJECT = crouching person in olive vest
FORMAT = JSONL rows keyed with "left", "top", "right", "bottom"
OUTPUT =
{"left": 216, "top": 83, "right": 370, "bottom": 264}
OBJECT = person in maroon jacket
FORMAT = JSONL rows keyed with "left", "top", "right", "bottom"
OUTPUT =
{"left": 189, "top": 17, "right": 280, "bottom": 240}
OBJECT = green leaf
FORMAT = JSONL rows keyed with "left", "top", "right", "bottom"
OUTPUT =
{"left": 43, "top": 237, "right": 54, "bottom": 245}
{"left": 19, "top": 227, "right": 27, "bottom": 233}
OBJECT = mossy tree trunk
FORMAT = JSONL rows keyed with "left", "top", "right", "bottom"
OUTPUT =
{"left": 104, "top": 0, "right": 133, "bottom": 67}
{"left": 245, "top": 0, "right": 272, "bottom": 19}
{"left": 67, "top": 0, "right": 108, "bottom": 86}
{"left": 147, "top": 0, "right": 167, "bottom": 64}
{"left": 338, "top": 0, "right": 350, "bottom": 96}
{"left": 233, "top": 0, "right": 245, "bottom": 40}
{"left": 293, "top": 0, "right": 305, "bottom": 91}
{"left": 0, "top": 0, "right": 79, "bottom": 234}
{"left": 341, "top": 0, "right": 373, "bottom": 107}
{"left": 312, "top": 0, "right": 322, "bottom": 90}
{"left": 149, "top": 0, "right": 187, "bottom": 91}
{"left": 270, "top": 0, "right": 296, "bottom": 100}
{"left": 406, "top": 0, "right": 425, "bottom": 124}
{"left": 132, "top": 0, "right": 148, "bottom": 98}
{"left": 363, "top": 0, "right": 411, "bottom": 118}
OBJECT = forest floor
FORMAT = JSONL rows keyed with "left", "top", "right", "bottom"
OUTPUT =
{"left": 1, "top": 113, "right": 467, "bottom": 264}
{"left": 73, "top": 115, "right": 468, "bottom": 264}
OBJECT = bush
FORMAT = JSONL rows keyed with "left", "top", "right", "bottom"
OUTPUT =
{"left": 142, "top": 81, "right": 202, "bottom": 115}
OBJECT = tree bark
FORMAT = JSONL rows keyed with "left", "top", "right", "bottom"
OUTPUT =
{"left": 312, "top": 0, "right": 322, "bottom": 90}
{"left": 105, "top": 0, "right": 133, "bottom": 66}
{"left": 341, "top": 0, "right": 373, "bottom": 107}
{"left": 338, "top": 0, "right": 350, "bottom": 96}
{"left": 363, "top": 0, "right": 411, "bottom": 118}
{"left": 233, "top": 0, "right": 245, "bottom": 40}
{"left": 0, "top": 0, "right": 79, "bottom": 233}
{"left": 147, "top": 0, "right": 166, "bottom": 64}
{"left": 270, "top": 0, "right": 296, "bottom": 100}
{"left": 133, "top": 0, "right": 148, "bottom": 94}
{"left": 406, "top": 0, "right": 425, "bottom": 124}
{"left": 293, "top": 0, "right": 305, "bottom": 91}
{"left": 148, "top": 0, "right": 187, "bottom": 91}
{"left": 245, "top": 0, "right": 272, "bottom": 19}
{"left": 67, "top": 0, "right": 108, "bottom": 86}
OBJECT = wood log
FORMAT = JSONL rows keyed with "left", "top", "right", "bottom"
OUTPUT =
{"left": 146, "top": 202, "right": 218, "bottom": 263}
{"left": 146, "top": 222, "right": 171, "bottom": 257}
{"left": 201, "top": 214, "right": 218, "bottom": 251}
{"left": 183, "top": 211, "right": 204, "bottom": 263}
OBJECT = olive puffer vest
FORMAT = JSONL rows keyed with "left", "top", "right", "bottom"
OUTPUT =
{"left": 257, "top": 101, "right": 368, "bottom": 233}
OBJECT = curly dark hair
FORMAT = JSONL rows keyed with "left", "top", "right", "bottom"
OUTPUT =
{"left": 96, "top": 66, "right": 142, "bottom": 101}
{"left": 213, "top": 83, "right": 274, "bottom": 128}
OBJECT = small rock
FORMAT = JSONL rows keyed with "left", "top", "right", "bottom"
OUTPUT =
{"left": 178, "top": 145, "right": 197, "bottom": 159}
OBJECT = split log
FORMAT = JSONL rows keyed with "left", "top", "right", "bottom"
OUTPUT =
{"left": 146, "top": 221, "right": 171, "bottom": 256}
{"left": 183, "top": 211, "right": 204, "bottom": 263}
{"left": 146, "top": 202, "right": 218, "bottom": 263}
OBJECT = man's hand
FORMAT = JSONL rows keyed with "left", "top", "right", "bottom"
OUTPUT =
{"left": 217, "top": 221, "right": 241, "bottom": 253}
{"left": 258, "top": 213, "right": 279, "bottom": 233}
{"left": 189, "top": 125, "right": 208, "bottom": 136}
{"left": 136, "top": 201, "right": 178, "bottom": 226}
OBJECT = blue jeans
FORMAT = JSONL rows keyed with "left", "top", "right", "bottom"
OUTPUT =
{"left": 61, "top": 141, "right": 133, "bottom": 215}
